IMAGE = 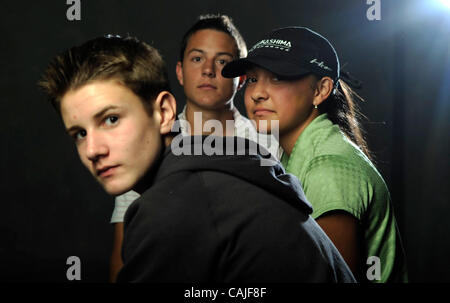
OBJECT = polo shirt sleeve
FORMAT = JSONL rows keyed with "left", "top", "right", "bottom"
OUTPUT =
{"left": 301, "top": 154, "right": 371, "bottom": 220}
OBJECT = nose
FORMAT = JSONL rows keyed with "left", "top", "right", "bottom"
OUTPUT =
{"left": 202, "top": 58, "right": 215, "bottom": 78}
{"left": 85, "top": 130, "right": 109, "bottom": 163}
{"left": 250, "top": 80, "right": 269, "bottom": 103}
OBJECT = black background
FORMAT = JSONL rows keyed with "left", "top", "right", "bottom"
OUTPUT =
{"left": 1, "top": 0, "right": 449, "bottom": 282}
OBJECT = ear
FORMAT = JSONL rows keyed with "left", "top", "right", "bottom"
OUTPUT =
{"left": 313, "top": 76, "right": 334, "bottom": 107}
{"left": 175, "top": 61, "right": 184, "bottom": 86}
{"left": 236, "top": 75, "right": 246, "bottom": 91}
{"left": 153, "top": 91, "right": 177, "bottom": 135}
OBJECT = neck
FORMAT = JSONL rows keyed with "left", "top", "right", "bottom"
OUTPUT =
{"left": 185, "top": 102, "right": 235, "bottom": 136}
{"left": 280, "top": 109, "right": 320, "bottom": 156}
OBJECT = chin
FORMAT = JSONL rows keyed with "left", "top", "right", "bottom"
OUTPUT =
{"left": 102, "top": 180, "right": 136, "bottom": 196}
{"left": 104, "top": 187, "right": 129, "bottom": 196}
{"left": 194, "top": 98, "right": 228, "bottom": 109}
{"left": 257, "top": 125, "right": 276, "bottom": 135}
{"left": 256, "top": 119, "right": 279, "bottom": 135}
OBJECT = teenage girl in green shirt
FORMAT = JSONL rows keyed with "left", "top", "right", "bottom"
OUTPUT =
{"left": 222, "top": 26, "right": 407, "bottom": 282}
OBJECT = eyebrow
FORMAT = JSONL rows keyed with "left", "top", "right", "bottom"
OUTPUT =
{"left": 65, "top": 105, "right": 121, "bottom": 134}
{"left": 187, "top": 48, "right": 235, "bottom": 58}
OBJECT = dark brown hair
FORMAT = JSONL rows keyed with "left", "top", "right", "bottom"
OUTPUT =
{"left": 316, "top": 76, "right": 372, "bottom": 160}
{"left": 179, "top": 14, "right": 247, "bottom": 62}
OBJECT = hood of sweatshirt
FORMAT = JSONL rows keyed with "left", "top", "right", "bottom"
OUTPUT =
{"left": 151, "top": 135, "right": 313, "bottom": 215}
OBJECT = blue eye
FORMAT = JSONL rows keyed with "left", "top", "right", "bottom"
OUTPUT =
{"left": 105, "top": 116, "right": 119, "bottom": 126}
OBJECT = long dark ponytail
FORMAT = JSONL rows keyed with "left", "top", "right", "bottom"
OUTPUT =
{"left": 317, "top": 73, "right": 373, "bottom": 161}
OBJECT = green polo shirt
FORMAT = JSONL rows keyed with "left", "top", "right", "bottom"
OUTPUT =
{"left": 281, "top": 114, "right": 407, "bottom": 282}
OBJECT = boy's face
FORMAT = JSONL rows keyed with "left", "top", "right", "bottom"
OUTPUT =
{"left": 176, "top": 29, "right": 240, "bottom": 111}
{"left": 244, "top": 67, "right": 317, "bottom": 137}
{"left": 60, "top": 80, "right": 163, "bottom": 196}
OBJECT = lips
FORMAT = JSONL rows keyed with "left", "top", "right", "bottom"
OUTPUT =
{"left": 96, "top": 165, "right": 119, "bottom": 178}
{"left": 198, "top": 83, "right": 217, "bottom": 90}
{"left": 253, "top": 108, "right": 275, "bottom": 116}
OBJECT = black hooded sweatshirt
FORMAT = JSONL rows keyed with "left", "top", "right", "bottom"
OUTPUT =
{"left": 117, "top": 136, "right": 355, "bottom": 283}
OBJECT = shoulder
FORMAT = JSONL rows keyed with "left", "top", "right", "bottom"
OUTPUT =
{"left": 303, "top": 153, "right": 388, "bottom": 219}
{"left": 123, "top": 170, "right": 219, "bottom": 249}
{"left": 298, "top": 119, "right": 382, "bottom": 185}
{"left": 131, "top": 169, "right": 207, "bottom": 212}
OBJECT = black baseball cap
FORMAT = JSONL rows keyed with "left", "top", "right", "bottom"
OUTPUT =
{"left": 222, "top": 26, "right": 340, "bottom": 82}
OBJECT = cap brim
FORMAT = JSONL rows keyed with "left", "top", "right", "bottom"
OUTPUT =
{"left": 222, "top": 55, "right": 312, "bottom": 79}
{"left": 221, "top": 58, "right": 254, "bottom": 78}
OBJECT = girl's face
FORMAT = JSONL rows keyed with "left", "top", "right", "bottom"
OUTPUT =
{"left": 244, "top": 67, "right": 320, "bottom": 150}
